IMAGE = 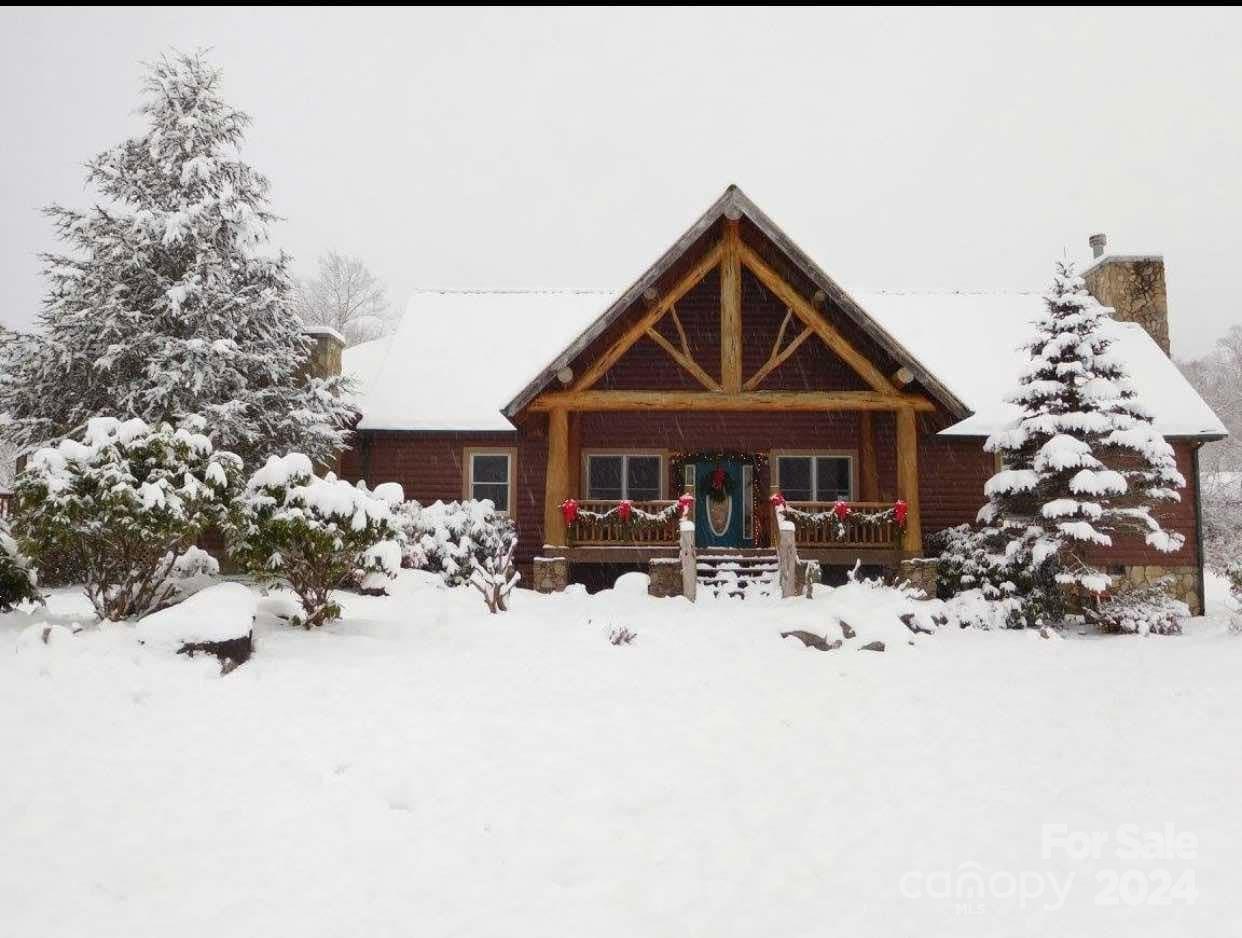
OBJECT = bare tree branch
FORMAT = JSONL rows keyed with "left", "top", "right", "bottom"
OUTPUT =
{"left": 292, "top": 251, "right": 397, "bottom": 346}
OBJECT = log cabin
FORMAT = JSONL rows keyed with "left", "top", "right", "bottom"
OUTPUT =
{"left": 322, "top": 186, "right": 1224, "bottom": 610}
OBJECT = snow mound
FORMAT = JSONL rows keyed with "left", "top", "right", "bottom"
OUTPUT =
{"left": 15, "top": 622, "right": 79, "bottom": 655}
{"left": 136, "top": 582, "right": 257, "bottom": 651}
{"left": 613, "top": 572, "right": 650, "bottom": 595}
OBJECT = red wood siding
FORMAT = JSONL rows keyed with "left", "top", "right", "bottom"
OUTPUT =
{"left": 343, "top": 429, "right": 1201, "bottom": 571}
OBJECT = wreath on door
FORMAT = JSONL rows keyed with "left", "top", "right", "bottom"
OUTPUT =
{"left": 707, "top": 464, "right": 733, "bottom": 503}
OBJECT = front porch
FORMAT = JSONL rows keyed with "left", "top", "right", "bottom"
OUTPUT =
{"left": 517, "top": 208, "right": 941, "bottom": 579}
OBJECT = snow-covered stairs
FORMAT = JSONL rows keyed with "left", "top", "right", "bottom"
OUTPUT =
{"left": 696, "top": 549, "right": 780, "bottom": 599}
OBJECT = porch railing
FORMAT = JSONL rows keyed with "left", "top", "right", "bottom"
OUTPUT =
{"left": 780, "top": 501, "right": 902, "bottom": 550}
{"left": 568, "top": 499, "right": 680, "bottom": 546}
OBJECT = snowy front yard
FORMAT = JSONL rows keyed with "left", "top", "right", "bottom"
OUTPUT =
{"left": 3, "top": 573, "right": 1240, "bottom": 937}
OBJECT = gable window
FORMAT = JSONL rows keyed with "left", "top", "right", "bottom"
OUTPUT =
{"left": 775, "top": 453, "right": 853, "bottom": 503}
{"left": 585, "top": 454, "right": 662, "bottom": 501}
{"left": 466, "top": 449, "right": 515, "bottom": 514}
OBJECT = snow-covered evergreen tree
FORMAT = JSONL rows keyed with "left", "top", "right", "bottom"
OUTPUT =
{"left": 0, "top": 51, "right": 355, "bottom": 468}
{"left": 979, "top": 260, "right": 1186, "bottom": 594}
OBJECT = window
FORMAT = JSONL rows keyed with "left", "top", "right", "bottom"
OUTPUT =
{"left": 585, "top": 454, "right": 662, "bottom": 501}
{"left": 467, "top": 450, "right": 514, "bottom": 514}
{"left": 775, "top": 454, "right": 853, "bottom": 502}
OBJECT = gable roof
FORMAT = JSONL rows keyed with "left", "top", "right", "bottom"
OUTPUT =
{"left": 501, "top": 185, "right": 969, "bottom": 420}
{"left": 343, "top": 288, "right": 1226, "bottom": 439}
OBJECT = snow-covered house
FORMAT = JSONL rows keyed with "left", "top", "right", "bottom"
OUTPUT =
{"left": 333, "top": 186, "right": 1224, "bottom": 608}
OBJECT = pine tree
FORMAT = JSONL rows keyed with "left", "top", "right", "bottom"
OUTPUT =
{"left": 979, "top": 260, "right": 1186, "bottom": 594}
{"left": 0, "top": 51, "right": 355, "bottom": 468}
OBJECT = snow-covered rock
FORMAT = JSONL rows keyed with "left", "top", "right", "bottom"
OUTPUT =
{"left": 136, "top": 582, "right": 257, "bottom": 662}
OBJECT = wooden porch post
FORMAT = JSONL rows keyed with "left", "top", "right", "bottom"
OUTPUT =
{"left": 544, "top": 407, "right": 570, "bottom": 547}
{"left": 895, "top": 406, "right": 923, "bottom": 553}
{"left": 720, "top": 218, "right": 743, "bottom": 393}
{"left": 859, "top": 412, "right": 879, "bottom": 502}
{"left": 567, "top": 412, "right": 582, "bottom": 499}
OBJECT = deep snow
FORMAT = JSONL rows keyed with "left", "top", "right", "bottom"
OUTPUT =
{"left": 2, "top": 573, "right": 1239, "bottom": 937}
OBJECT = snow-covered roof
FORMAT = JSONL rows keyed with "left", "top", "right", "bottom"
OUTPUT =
{"left": 344, "top": 287, "right": 1225, "bottom": 440}
{"left": 345, "top": 290, "right": 611, "bottom": 432}
{"left": 303, "top": 324, "right": 346, "bottom": 345}
{"left": 854, "top": 290, "right": 1225, "bottom": 438}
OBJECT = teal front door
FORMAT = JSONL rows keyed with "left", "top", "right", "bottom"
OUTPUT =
{"left": 694, "top": 459, "right": 749, "bottom": 549}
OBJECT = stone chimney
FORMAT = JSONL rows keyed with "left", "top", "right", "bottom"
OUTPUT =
{"left": 1081, "top": 235, "right": 1170, "bottom": 355}
{"left": 303, "top": 326, "right": 345, "bottom": 379}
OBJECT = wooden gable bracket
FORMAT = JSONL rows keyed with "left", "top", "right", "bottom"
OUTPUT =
{"left": 743, "top": 307, "right": 814, "bottom": 391}
{"left": 737, "top": 241, "right": 900, "bottom": 396}
{"left": 571, "top": 241, "right": 723, "bottom": 393}
{"left": 645, "top": 306, "right": 721, "bottom": 392}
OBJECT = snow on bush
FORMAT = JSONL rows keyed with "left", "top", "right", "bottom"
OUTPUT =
{"left": 0, "top": 516, "right": 40, "bottom": 613}
{"left": 470, "top": 538, "right": 519, "bottom": 614}
{"left": 933, "top": 524, "right": 1064, "bottom": 628}
{"left": 231, "top": 454, "right": 403, "bottom": 627}
{"left": 396, "top": 499, "right": 516, "bottom": 587}
{"left": 978, "top": 260, "right": 1185, "bottom": 597}
{"left": 1085, "top": 579, "right": 1189, "bottom": 636}
{"left": 15, "top": 417, "right": 241, "bottom": 621}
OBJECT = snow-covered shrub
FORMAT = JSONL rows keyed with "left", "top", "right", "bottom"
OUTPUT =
{"left": 0, "top": 517, "right": 40, "bottom": 612}
{"left": 231, "top": 454, "right": 403, "bottom": 627}
{"left": 470, "top": 538, "right": 519, "bottom": 614}
{"left": 169, "top": 545, "right": 220, "bottom": 580}
{"left": 979, "top": 261, "right": 1186, "bottom": 598}
{"left": 396, "top": 499, "right": 516, "bottom": 586}
{"left": 15, "top": 417, "right": 241, "bottom": 621}
{"left": 932, "top": 524, "right": 1064, "bottom": 628}
{"left": 1086, "top": 579, "right": 1189, "bottom": 636}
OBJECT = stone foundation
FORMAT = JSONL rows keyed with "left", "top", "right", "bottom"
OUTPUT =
{"left": 648, "top": 558, "right": 684, "bottom": 598}
{"left": 889, "top": 557, "right": 1202, "bottom": 616}
{"left": 1116, "top": 564, "right": 1202, "bottom": 616}
{"left": 897, "top": 558, "right": 939, "bottom": 598}
{"left": 533, "top": 556, "right": 569, "bottom": 594}
{"left": 795, "top": 560, "right": 822, "bottom": 597}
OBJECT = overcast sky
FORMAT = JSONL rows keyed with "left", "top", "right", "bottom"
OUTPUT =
{"left": 2, "top": 7, "right": 1239, "bottom": 358}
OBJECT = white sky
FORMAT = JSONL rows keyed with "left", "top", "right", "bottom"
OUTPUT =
{"left": 2, "top": 7, "right": 1239, "bottom": 359}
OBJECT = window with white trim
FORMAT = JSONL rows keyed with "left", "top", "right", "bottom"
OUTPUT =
{"left": 776, "top": 455, "right": 852, "bottom": 502}
{"left": 468, "top": 451, "right": 512, "bottom": 513}
{"left": 586, "top": 454, "right": 661, "bottom": 501}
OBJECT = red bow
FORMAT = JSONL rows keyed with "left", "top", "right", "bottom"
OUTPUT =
{"left": 769, "top": 492, "right": 787, "bottom": 508}
{"left": 711, "top": 467, "right": 727, "bottom": 491}
{"left": 560, "top": 498, "right": 578, "bottom": 524}
{"left": 677, "top": 493, "right": 694, "bottom": 517}
{"left": 894, "top": 499, "right": 908, "bottom": 526}
{"left": 617, "top": 499, "right": 633, "bottom": 522}
{"left": 833, "top": 500, "right": 851, "bottom": 521}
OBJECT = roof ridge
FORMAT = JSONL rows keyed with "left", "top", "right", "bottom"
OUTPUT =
{"left": 854, "top": 288, "right": 1043, "bottom": 297}
{"left": 409, "top": 287, "right": 612, "bottom": 296}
